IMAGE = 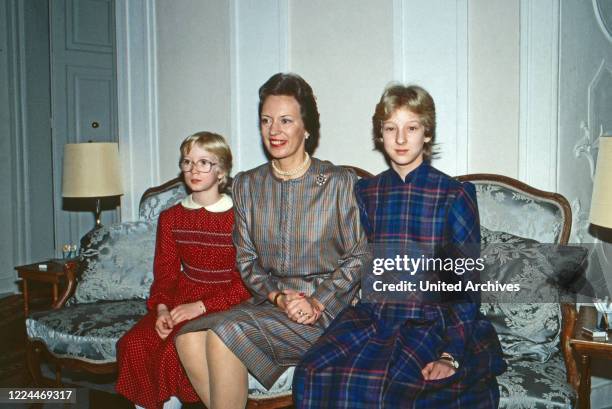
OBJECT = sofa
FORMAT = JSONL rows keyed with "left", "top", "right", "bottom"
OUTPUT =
{"left": 25, "top": 169, "right": 587, "bottom": 408}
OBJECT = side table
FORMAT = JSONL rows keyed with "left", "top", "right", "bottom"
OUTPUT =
{"left": 570, "top": 305, "right": 612, "bottom": 409}
{"left": 15, "top": 261, "right": 70, "bottom": 316}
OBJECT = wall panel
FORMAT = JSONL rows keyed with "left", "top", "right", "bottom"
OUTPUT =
{"left": 156, "top": 0, "right": 231, "bottom": 181}
{"left": 468, "top": 0, "right": 520, "bottom": 177}
{"left": 289, "top": 0, "right": 393, "bottom": 174}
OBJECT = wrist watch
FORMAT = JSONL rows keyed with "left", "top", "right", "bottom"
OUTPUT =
{"left": 439, "top": 352, "right": 459, "bottom": 369}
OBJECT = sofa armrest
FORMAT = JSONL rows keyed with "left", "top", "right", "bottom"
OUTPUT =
{"left": 51, "top": 261, "right": 80, "bottom": 309}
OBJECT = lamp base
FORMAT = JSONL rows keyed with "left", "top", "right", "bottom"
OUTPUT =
{"left": 94, "top": 197, "right": 103, "bottom": 229}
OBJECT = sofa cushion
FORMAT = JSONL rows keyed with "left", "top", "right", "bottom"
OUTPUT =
{"left": 473, "top": 182, "right": 566, "bottom": 243}
{"left": 71, "top": 221, "right": 156, "bottom": 304}
{"left": 249, "top": 367, "right": 294, "bottom": 398}
{"left": 27, "top": 299, "right": 294, "bottom": 396}
{"left": 26, "top": 300, "right": 147, "bottom": 363}
{"left": 480, "top": 227, "right": 587, "bottom": 362}
{"left": 498, "top": 353, "right": 574, "bottom": 408}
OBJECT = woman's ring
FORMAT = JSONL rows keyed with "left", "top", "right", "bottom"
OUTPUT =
{"left": 298, "top": 310, "right": 305, "bottom": 316}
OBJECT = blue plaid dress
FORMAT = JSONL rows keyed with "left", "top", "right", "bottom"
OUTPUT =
{"left": 293, "top": 163, "right": 506, "bottom": 408}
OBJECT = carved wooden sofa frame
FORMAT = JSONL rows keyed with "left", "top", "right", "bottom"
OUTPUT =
{"left": 25, "top": 168, "right": 581, "bottom": 408}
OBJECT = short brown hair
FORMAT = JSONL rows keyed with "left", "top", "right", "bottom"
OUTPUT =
{"left": 258, "top": 73, "right": 320, "bottom": 154}
{"left": 179, "top": 131, "right": 232, "bottom": 191}
{"left": 372, "top": 84, "right": 436, "bottom": 160}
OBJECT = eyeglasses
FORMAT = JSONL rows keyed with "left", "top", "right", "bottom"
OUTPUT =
{"left": 179, "top": 158, "right": 217, "bottom": 173}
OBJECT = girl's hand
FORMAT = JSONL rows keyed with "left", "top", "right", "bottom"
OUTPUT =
{"left": 421, "top": 360, "right": 456, "bottom": 380}
{"left": 170, "top": 301, "right": 206, "bottom": 325}
{"left": 155, "top": 307, "right": 174, "bottom": 340}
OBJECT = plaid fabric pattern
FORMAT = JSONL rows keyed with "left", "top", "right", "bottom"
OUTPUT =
{"left": 294, "top": 163, "right": 506, "bottom": 408}
{"left": 177, "top": 158, "right": 370, "bottom": 388}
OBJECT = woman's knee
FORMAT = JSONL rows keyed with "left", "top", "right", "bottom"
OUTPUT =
{"left": 206, "top": 330, "right": 232, "bottom": 355}
{"left": 175, "top": 331, "right": 206, "bottom": 357}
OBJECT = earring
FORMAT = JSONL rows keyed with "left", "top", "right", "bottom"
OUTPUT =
{"left": 305, "top": 132, "right": 310, "bottom": 139}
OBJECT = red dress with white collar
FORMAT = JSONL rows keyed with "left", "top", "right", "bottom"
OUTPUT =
{"left": 116, "top": 201, "right": 251, "bottom": 409}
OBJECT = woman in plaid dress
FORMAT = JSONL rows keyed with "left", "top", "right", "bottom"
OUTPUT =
{"left": 294, "top": 85, "right": 506, "bottom": 408}
{"left": 175, "top": 73, "right": 370, "bottom": 409}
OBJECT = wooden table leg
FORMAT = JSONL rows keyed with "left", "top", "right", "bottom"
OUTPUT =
{"left": 579, "top": 354, "right": 591, "bottom": 409}
{"left": 52, "top": 283, "right": 58, "bottom": 304}
{"left": 55, "top": 364, "right": 62, "bottom": 385}
{"left": 22, "top": 279, "right": 29, "bottom": 316}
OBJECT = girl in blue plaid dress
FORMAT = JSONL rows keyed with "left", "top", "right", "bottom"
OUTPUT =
{"left": 294, "top": 85, "right": 506, "bottom": 408}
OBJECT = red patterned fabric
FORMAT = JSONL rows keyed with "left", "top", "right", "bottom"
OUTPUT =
{"left": 116, "top": 203, "right": 251, "bottom": 409}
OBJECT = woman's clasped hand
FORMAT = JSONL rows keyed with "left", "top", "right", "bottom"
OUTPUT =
{"left": 275, "top": 290, "right": 324, "bottom": 325}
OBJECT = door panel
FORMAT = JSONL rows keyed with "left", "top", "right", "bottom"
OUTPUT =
{"left": 67, "top": 0, "right": 114, "bottom": 52}
{"left": 67, "top": 66, "right": 115, "bottom": 142}
{"left": 51, "top": 0, "right": 117, "bottom": 254}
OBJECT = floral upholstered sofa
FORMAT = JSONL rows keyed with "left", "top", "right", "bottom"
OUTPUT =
{"left": 25, "top": 171, "right": 587, "bottom": 408}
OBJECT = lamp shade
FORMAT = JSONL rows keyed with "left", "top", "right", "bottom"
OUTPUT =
{"left": 590, "top": 137, "right": 612, "bottom": 228}
{"left": 62, "top": 142, "right": 123, "bottom": 198}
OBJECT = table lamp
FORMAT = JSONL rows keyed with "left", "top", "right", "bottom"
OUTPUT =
{"left": 590, "top": 137, "right": 612, "bottom": 229}
{"left": 62, "top": 142, "right": 123, "bottom": 229}
{"left": 589, "top": 137, "right": 612, "bottom": 330}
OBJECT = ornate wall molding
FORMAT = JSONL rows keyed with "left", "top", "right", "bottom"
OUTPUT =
{"left": 570, "top": 198, "right": 590, "bottom": 243}
{"left": 573, "top": 121, "right": 600, "bottom": 181}
{"left": 588, "top": 59, "right": 612, "bottom": 139}
{"left": 573, "top": 60, "right": 612, "bottom": 181}
{"left": 392, "top": 0, "right": 468, "bottom": 175}
{"left": 392, "top": 0, "right": 406, "bottom": 83}
{"left": 574, "top": 121, "right": 599, "bottom": 180}
{"left": 2, "top": 0, "right": 27, "bottom": 291}
{"left": 115, "top": 0, "right": 159, "bottom": 221}
{"left": 519, "top": 0, "right": 560, "bottom": 192}
{"left": 593, "top": 0, "right": 612, "bottom": 43}
{"left": 229, "top": 0, "right": 289, "bottom": 173}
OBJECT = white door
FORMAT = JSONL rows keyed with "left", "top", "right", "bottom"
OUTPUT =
{"left": 50, "top": 0, "right": 118, "bottom": 252}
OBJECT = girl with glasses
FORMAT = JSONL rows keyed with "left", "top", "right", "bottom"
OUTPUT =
{"left": 116, "top": 132, "right": 251, "bottom": 409}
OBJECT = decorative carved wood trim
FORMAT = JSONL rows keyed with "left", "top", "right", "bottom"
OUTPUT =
{"left": 26, "top": 339, "right": 117, "bottom": 387}
{"left": 340, "top": 165, "right": 374, "bottom": 179}
{"left": 51, "top": 261, "right": 79, "bottom": 309}
{"left": 246, "top": 394, "right": 293, "bottom": 409}
{"left": 28, "top": 169, "right": 580, "bottom": 406}
{"left": 138, "top": 176, "right": 184, "bottom": 210}
{"left": 457, "top": 173, "right": 572, "bottom": 244}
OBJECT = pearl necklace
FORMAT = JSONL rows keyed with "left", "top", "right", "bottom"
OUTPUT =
{"left": 271, "top": 153, "right": 311, "bottom": 177}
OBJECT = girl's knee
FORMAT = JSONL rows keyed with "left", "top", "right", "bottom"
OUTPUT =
{"left": 117, "top": 332, "right": 145, "bottom": 356}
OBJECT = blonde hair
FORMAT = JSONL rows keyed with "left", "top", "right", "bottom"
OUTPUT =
{"left": 372, "top": 84, "right": 436, "bottom": 161}
{"left": 179, "top": 131, "right": 232, "bottom": 191}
